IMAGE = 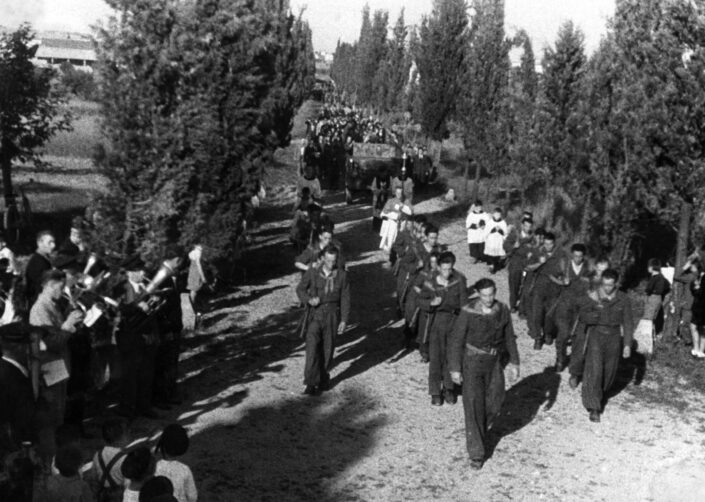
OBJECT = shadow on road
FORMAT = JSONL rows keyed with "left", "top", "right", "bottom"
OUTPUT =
{"left": 486, "top": 366, "right": 561, "bottom": 459}
{"left": 190, "top": 388, "right": 387, "bottom": 501}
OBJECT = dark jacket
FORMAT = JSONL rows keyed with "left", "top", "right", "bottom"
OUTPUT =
{"left": 24, "top": 253, "right": 52, "bottom": 304}
{"left": 417, "top": 270, "right": 468, "bottom": 314}
{"left": 0, "top": 358, "right": 36, "bottom": 452}
{"left": 577, "top": 290, "right": 635, "bottom": 346}
{"left": 296, "top": 266, "right": 351, "bottom": 324}
{"left": 448, "top": 299, "right": 520, "bottom": 372}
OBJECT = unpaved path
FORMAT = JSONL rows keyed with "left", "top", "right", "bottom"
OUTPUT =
{"left": 175, "top": 190, "right": 705, "bottom": 502}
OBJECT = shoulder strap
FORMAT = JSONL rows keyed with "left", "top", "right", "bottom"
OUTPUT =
{"left": 98, "top": 447, "right": 127, "bottom": 491}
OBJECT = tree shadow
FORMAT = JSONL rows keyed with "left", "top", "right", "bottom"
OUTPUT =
{"left": 188, "top": 388, "right": 387, "bottom": 501}
{"left": 486, "top": 366, "right": 561, "bottom": 459}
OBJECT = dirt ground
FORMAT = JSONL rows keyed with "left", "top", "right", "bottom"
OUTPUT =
{"left": 168, "top": 180, "right": 705, "bottom": 502}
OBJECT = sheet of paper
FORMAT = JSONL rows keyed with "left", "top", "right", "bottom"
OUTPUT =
{"left": 83, "top": 305, "right": 103, "bottom": 328}
{"left": 41, "top": 359, "right": 69, "bottom": 387}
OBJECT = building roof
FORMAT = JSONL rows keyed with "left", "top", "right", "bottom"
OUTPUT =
{"left": 35, "top": 37, "right": 96, "bottom": 62}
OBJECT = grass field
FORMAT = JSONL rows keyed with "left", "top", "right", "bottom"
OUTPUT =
{"left": 10, "top": 98, "right": 320, "bottom": 249}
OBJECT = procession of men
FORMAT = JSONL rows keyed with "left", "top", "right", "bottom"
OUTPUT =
{"left": 292, "top": 101, "right": 654, "bottom": 470}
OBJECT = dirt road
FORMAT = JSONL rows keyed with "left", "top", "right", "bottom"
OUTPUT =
{"left": 174, "top": 188, "right": 705, "bottom": 502}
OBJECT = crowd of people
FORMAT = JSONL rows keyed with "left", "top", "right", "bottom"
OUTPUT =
{"left": 293, "top": 178, "right": 694, "bottom": 470}
{"left": 0, "top": 217, "right": 209, "bottom": 501}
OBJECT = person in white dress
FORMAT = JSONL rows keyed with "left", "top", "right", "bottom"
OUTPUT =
{"left": 484, "top": 207, "right": 509, "bottom": 274}
{"left": 379, "top": 187, "right": 411, "bottom": 252}
{"left": 466, "top": 200, "right": 489, "bottom": 264}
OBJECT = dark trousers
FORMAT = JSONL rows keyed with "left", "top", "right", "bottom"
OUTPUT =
{"left": 468, "top": 243, "right": 484, "bottom": 262}
{"left": 461, "top": 353, "right": 505, "bottom": 461}
{"left": 530, "top": 282, "right": 560, "bottom": 341}
{"left": 428, "top": 312, "right": 455, "bottom": 396}
{"left": 507, "top": 267, "right": 524, "bottom": 310}
{"left": 304, "top": 306, "right": 338, "bottom": 387}
{"left": 396, "top": 270, "right": 412, "bottom": 313}
{"left": 154, "top": 332, "right": 181, "bottom": 403}
{"left": 415, "top": 310, "right": 432, "bottom": 357}
{"left": 581, "top": 330, "right": 622, "bottom": 411}
{"left": 486, "top": 255, "right": 504, "bottom": 273}
{"left": 569, "top": 324, "right": 588, "bottom": 379}
{"left": 519, "top": 272, "right": 536, "bottom": 319}
{"left": 555, "top": 296, "right": 579, "bottom": 363}
{"left": 119, "top": 344, "right": 157, "bottom": 414}
{"left": 372, "top": 216, "right": 382, "bottom": 232}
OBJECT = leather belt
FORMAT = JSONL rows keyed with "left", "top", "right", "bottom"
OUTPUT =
{"left": 465, "top": 343, "right": 499, "bottom": 356}
{"left": 437, "top": 309, "right": 460, "bottom": 315}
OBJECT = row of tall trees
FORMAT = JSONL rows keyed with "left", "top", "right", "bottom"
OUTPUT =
{"left": 91, "top": 0, "right": 315, "bottom": 265}
{"left": 331, "top": 0, "right": 705, "bottom": 334}
{"left": 331, "top": 0, "right": 705, "bottom": 265}
{"left": 330, "top": 6, "right": 413, "bottom": 113}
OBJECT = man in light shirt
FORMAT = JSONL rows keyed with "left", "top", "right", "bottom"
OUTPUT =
{"left": 30, "top": 269, "right": 84, "bottom": 466}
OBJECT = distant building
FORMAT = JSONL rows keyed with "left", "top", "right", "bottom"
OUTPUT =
{"left": 34, "top": 33, "right": 96, "bottom": 72}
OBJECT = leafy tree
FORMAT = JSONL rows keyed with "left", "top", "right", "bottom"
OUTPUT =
{"left": 91, "top": 0, "right": 314, "bottom": 265}
{"left": 457, "top": 0, "right": 510, "bottom": 197}
{"left": 59, "top": 62, "right": 98, "bottom": 101}
{"left": 534, "top": 21, "right": 589, "bottom": 225}
{"left": 330, "top": 40, "right": 357, "bottom": 98}
{"left": 506, "top": 29, "right": 539, "bottom": 205}
{"left": 355, "top": 8, "right": 389, "bottom": 107}
{"left": 372, "top": 9, "right": 411, "bottom": 113}
{"left": 414, "top": 0, "right": 468, "bottom": 141}
{"left": 0, "top": 25, "right": 71, "bottom": 207}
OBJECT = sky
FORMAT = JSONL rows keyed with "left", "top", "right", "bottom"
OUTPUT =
{"left": 3, "top": 0, "right": 615, "bottom": 54}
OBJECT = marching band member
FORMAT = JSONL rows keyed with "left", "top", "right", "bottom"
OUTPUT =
{"left": 114, "top": 255, "right": 160, "bottom": 420}
{"left": 25, "top": 231, "right": 56, "bottom": 305}
{"left": 30, "top": 269, "right": 84, "bottom": 467}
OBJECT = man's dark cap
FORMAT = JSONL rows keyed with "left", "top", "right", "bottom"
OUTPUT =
{"left": 120, "top": 254, "right": 146, "bottom": 271}
{"left": 0, "top": 322, "right": 32, "bottom": 344}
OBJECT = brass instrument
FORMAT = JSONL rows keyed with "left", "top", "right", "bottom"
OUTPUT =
{"left": 120, "top": 261, "right": 177, "bottom": 332}
{"left": 83, "top": 252, "right": 99, "bottom": 276}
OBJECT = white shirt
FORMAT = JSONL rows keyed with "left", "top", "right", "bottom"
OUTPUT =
{"left": 572, "top": 261, "right": 585, "bottom": 276}
{"left": 122, "top": 488, "right": 139, "bottom": 502}
{"left": 466, "top": 211, "right": 489, "bottom": 244}
{"left": 128, "top": 280, "right": 143, "bottom": 294}
{"left": 92, "top": 446, "right": 127, "bottom": 488}
{"left": 155, "top": 459, "right": 198, "bottom": 502}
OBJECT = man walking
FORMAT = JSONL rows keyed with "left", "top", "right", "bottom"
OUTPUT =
{"left": 553, "top": 243, "right": 591, "bottom": 371}
{"left": 526, "top": 232, "right": 566, "bottom": 349}
{"left": 449, "top": 278, "right": 519, "bottom": 470}
{"left": 421, "top": 252, "right": 467, "bottom": 406}
{"left": 504, "top": 217, "right": 534, "bottom": 313}
{"left": 575, "top": 269, "right": 634, "bottom": 422}
{"left": 296, "top": 245, "right": 350, "bottom": 396}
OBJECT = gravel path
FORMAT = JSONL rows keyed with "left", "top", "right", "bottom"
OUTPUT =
{"left": 176, "top": 191, "right": 705, "bottom": 502}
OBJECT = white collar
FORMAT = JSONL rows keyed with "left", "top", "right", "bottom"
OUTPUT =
{"left": 128, "top": 280, "right": 142, "bottom": 293}
{"left": 2, "top": 356, "right": 29, "bottom": 378}
{"left": 572, "top": 261, "right": 584, "bottom": 273}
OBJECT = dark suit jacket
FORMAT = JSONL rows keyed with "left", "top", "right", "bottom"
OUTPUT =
{"left": 0, "top": 359, "right": 36, "bottom": 453}
{"left": 24, "top": 253, "right": 52, "bottom": 304}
